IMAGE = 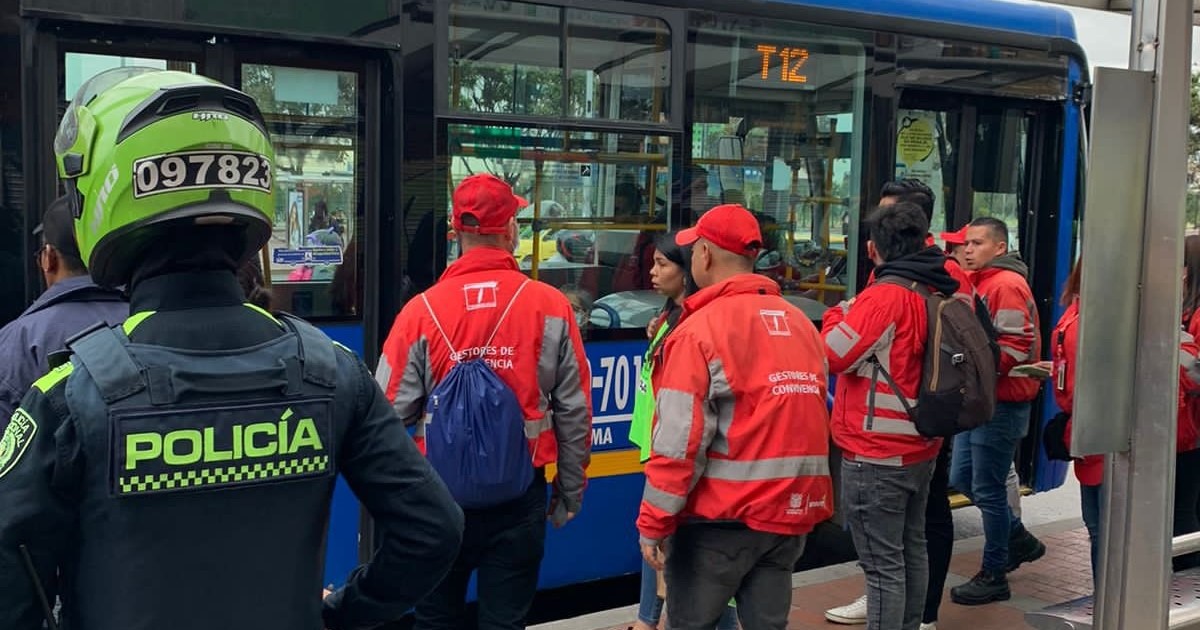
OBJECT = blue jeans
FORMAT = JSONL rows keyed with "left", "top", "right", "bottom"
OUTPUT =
{"left": 950, "top": 401, "right": 1031, "bottom": 572}
{"left": 1080, "top": 483, "right": 1103, "bottom": 587}
{"left": 638, "top": 558, "right": 738, "bottom": 629}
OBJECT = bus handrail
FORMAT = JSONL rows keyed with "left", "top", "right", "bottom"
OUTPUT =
{"left": 1173, "top": 532, "right": 1200, "bottom": 558}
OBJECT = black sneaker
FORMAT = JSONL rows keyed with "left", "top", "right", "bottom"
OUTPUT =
{"left": 1005, "top": 526, "right": 1046, "bottom": 573}
{"left": 950, "top": 570, "right": 1011, "bottom": 605}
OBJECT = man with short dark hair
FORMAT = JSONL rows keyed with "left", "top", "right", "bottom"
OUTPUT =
{"left": 0, "top": 197, "right": 126, "bottom": 423}
{"left": 638, "top": 204, "right": 833, "bottom": 630}
{"left": 829, "top": 181, "right": 968, "bottom": 629}
{"left": 950, "top": 216, "right": 1044, "bottom": 606}
{"left": 823, "top": 202, "right": 956, "bottom": 630}
{"left": 880, "top": 179, "right": 935, "bottom": 215}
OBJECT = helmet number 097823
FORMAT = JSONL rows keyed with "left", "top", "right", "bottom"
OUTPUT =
{"left": 132, "top": 150, "right": 272, "bottom": 199}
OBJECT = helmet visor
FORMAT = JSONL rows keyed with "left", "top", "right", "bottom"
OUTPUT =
{"left": 54, "top": 66, "right": 164, "bottom": 155}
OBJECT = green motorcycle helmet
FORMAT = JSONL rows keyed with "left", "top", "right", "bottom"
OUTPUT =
{"left": 54, "top": 67, "right": 275, "bottom": 287}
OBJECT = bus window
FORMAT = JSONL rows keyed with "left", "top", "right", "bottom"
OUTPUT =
{"left": 61, "top": 52, "right": 197, "bottom": 129}
{"left": 64, "top": 53, "right": 196, "bottom": 103}
{"left": 895, "top": 108, "right": 961, "bottom": 238}
{"left": 444, "top": 124, "right": 672, "bottom": 334}
{"left": 566, "top": 9, "right": 671, "bottom": 122}
{"left": 689, "top": 14, "right": 868, "bottom": 310}
{"left": 241, "top": 64, "right": 362, "bottom": 318}
{"left": 971, "top": 109, "right": 1030, "bottom": 253}
{"left": 448, "top": 1, "right": 671, "bottom": 124}
{"left": 448, "top": 0, "right": 563, "bottom": 116}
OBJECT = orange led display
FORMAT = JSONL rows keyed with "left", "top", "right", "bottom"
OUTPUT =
{"left": 755, "top": 44, "right": 810, "bottom": 84}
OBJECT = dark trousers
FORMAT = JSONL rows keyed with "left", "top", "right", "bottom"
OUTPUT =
{"left": 664, "top": 523, "right": 805, "bottom": 630}
{"left": 923, "top": 443, "right": 954, "bottom": 624}
{"left": 413, "top": 474, "right": 548, "bottom": 630}
{"left": 1175, "top": 449, "right": 1200, "bottom": 572}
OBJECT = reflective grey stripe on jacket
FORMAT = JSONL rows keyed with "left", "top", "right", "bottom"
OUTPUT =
{"left": 375, "top": 335, "right": 433, "bottom": 426}
{"left": 538, "top": 315, "right": 590, "bottom": 512}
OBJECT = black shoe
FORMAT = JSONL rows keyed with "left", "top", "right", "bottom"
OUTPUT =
{"left": 950, "top": 570, "right": 1011, "bottom": 605}
{"left": 1005, "top": 526, "right": 1046, "bottom": 573}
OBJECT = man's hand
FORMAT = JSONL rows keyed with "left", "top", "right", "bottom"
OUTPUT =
{"left": 641, "top": 540, "right": 666, "bottom": 571}
{"left": 548, "top": 494, "right": 577, "bottom": 528}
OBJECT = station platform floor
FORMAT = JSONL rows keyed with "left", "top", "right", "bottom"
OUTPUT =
{"left": 531, "top": 518, "right": 1092, "bottom": 630}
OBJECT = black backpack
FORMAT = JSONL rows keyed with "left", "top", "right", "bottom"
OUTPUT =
{"left": 872, "top": 278, "right": 998, "bottom": 437}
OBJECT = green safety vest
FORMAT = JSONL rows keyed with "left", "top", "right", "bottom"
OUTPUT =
{"left": 629, "top": 320, "right": 671, "bottom": 463}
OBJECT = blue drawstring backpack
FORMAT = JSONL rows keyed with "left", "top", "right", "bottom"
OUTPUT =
{"left": 421, "top": 282, "right": 534, "bottom": 509}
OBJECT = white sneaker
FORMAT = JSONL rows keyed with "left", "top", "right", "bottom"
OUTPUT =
{"left": 824, "top": 594, "right": 868, "bottom": 624}
{"left": 920, "top": 624, "right": 937, "bottom": 630}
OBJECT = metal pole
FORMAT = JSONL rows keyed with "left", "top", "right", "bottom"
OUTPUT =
{"left": 1095, "top": 0, "right": 1193, "bottom": 627}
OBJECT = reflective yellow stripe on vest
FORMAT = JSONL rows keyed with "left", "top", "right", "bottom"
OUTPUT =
{"left": 629, "top": 320, "right": 670, "bottom": 463}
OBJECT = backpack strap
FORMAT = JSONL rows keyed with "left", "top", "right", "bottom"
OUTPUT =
{"left": 422, "top": 280, "right": 531, "bottom": 363}
{"left": 67, "top": 325, "right": 145, "bottom": 404}
{"left": 876, "top": 275, "right": 934, "bottom": 298}
{"left": 868, "top": 356, "right": 917, "bottom": 420}
{"left": 277, "top": 312, "right": 338, "bottom": 389}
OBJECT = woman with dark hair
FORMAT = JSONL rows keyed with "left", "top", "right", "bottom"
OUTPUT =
{"left": 237, "top": 255, "right": 272, "bottom": 310}
{"left": 629, "top": 231, "right": 736, "bottom": 630}
{"left": 1046, "top": 258, "right": 1103, "bottom": 584}
{"left": 1177, "top": 235, "right": 1200, "bottom": 570}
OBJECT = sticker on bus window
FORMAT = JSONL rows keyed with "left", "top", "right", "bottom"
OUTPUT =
{"left": 132, "top": 150, "right": 272, "bottom": 198}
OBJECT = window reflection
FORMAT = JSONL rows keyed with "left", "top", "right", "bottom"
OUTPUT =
{"left": 449, "top": 1, "right": 563, "bottom": 116}
{"left": 448, "top": 1, "right": 670, "bottom": 123}
{"left": 567, "top": 9, "right": 670, "bottom": 122}
{"left": 241, "top": 63, "right": 362, "bottom": 318}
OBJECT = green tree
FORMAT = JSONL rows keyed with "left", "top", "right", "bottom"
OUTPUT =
{"left": 1188, "top": 72, "right": 1200, "bottom": 229}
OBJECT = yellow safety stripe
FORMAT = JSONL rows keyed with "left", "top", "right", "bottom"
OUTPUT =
{"left": 32, "top": 362, "right": 74, "bottom": 393}
{"left": 122, "top": 311, "right": 157, "bottom": 335}
{"left": 243, "top": 303, "right": 283, "bottom": 327}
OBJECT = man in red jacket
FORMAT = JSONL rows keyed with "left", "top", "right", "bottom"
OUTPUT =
{"left": 827, "top": 180, "right": 968, "bottom": 629}
{"left": 377, "top": 173, "right": 593, "bottom": 630}
{"left": 949, "top": 216, "right": 1044, "bottom": 606}
{"left": 637, "top": 204, "right": 833, "bottom": 630}
{"left": 822, "top": 201, "right": 954, "bottom": 630}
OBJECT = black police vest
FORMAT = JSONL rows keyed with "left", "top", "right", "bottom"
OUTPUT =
{"left": 59, "top": 313, "right": 352, "bottom": 630}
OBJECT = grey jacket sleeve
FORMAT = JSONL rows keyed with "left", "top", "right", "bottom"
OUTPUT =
{"left": 544, "top": 315, "right": 592, "bottom": 518}
{"left": 324, "top": 353, "right": 463, "bottom": 630}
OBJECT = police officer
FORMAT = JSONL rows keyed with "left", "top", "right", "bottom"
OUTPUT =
{"left": 0, "top": 68, "right": 463, "bottom": 630}
{"left": 0, "top": 196, "right": 126, "bottom": 423}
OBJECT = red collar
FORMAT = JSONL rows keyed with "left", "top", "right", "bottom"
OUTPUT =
{"left": 440, "top": 246, "right": 519, "bottom": 281}
{"left": 681, "top": 274, "right": 782, "bottom": 319}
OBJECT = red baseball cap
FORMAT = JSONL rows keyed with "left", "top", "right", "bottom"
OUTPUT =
{"left": 676, "top": 204, "right": 763, "bottom": 255}
{"left": 940, "top": 225, "right": 968, "bottom": 246}
{"left": 451, "top": 174, "right": 528, "bottom": 235}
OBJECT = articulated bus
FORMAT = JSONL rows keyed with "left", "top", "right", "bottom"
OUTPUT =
{"left": 0, "top": 0, "right": 1085, "bottom": 593}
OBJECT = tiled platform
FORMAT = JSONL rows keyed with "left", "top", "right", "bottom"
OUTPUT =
{"left": 533, "top": 519, "right": 1090, "bottom": 630}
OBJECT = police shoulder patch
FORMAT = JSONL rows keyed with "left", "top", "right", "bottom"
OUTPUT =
{"left": 0, "top": 408, "right": 39, "bottom": 480}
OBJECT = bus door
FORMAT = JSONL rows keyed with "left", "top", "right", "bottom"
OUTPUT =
{"left": 32, "top": 23, "right": 383, "bottom": 587}
{"left": 895, "top": 90, "right": 1070, "bottom": 494}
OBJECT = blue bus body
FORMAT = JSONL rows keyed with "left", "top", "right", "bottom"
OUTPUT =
{"left": 312, "top": 0, "right": 1086, "bottom": 590}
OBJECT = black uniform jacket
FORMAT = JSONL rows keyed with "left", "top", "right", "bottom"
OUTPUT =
{"left": 0, "top": 270, "right": 463, "bottom": 630}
